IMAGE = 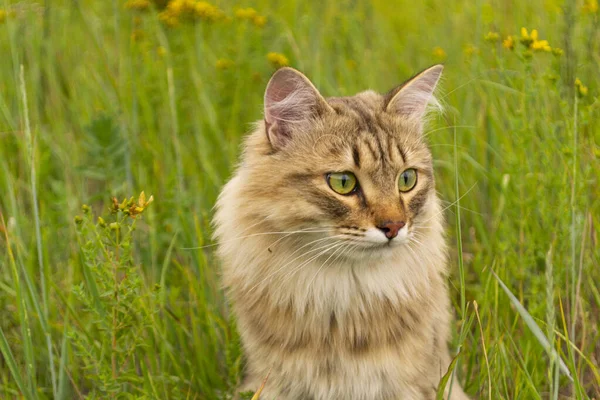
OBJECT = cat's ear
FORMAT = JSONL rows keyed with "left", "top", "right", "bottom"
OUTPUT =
{"left": 385, "top": 64, "right": 443, "bottom": 121}
{"left": 264, "top": 67, "right": 331, "bottom": 149}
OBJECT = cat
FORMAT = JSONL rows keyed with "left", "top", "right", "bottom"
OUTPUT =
{"left": 214, "top": 65, "right": 469, "bottom": 400}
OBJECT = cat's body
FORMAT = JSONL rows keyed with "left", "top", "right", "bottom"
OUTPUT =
{"left": 214, "top": 66, "right": 469, "bottom": 399}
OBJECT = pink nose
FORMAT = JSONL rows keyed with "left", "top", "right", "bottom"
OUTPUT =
{"left": 376, "top": 221, "right": 406, "bottom": 239}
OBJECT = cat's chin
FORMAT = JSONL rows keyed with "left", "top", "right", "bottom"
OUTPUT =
{"left": 333, "top": 239, "right": 414, "bottom": 263}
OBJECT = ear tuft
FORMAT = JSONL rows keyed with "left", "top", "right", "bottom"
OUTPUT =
{"left": 385, "top": 64, "right": 444, "bottom": 120}
{"left": 264, "top": 68, "right": 328, "bottom": 149}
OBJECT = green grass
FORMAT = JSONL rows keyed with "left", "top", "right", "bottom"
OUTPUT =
{"left": 0, "top": 0, "right": 599, "bottom": 398}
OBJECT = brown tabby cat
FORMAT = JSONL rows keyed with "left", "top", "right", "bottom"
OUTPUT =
{"left": 214, "top": 65, "right": 469, "bottom": 400}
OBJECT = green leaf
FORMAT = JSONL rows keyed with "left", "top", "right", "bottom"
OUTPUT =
{"left": 436, "top": 352, "right": 460, "bottom": 400}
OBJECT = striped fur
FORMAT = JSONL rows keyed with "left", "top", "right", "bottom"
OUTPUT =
{"left": 214, "top": 66, "right": 469, "bottom": 400}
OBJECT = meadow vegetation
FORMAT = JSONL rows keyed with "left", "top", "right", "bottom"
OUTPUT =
{"left": 0, "top": 0, "right": 599, "bottom": 398}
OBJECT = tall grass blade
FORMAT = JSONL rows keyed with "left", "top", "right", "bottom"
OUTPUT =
{"left": 492, "top": 270, "right": 573, "bottom": 382}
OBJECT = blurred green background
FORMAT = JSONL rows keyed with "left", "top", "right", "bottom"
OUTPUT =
{"left": 0, "top": 0, "right": 599, "bottom": 398}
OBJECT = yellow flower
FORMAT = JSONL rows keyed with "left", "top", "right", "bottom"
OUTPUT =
{"left": 583, "top": 0, "right": 599, "bottom": 13}
{"left": 484, "top": 31, "right": 500, "bottom": 42}
{"left": 502, "top": 35, "right": 515, "bottom": 50}
{"left": 0, "top": 9, "right": 6, "bottom": 23}
{"left": 520, "top": 27, "right": 552, "bottom": 51}
{"left": 252, "top": 15, "right": 267, "bottom": 27}
{"left": 235, "top": 7, "right": 258, "bottom": 20}
{"left": 267, "top": 52, "right": 289, "bottom": 68}
{"left": 159, "top": 11, "right": 179, "bottom": 26}
{"left": 124, "top": 0, "right": 151, "bottom": 11}
{"left": 530, "top": 29, "right": 538, "bottom": 41}
{"left": 160, "top": 0, "right": 223, "bottom": 25}
{"left": 195, "top": 1, "right": 224, "bottom": 21}
{"left": 432, "top": 46, "right": 447, "bottom": 60}
{"left": 520, "top": 27, "right": 534, "bottom": 47}
{"left": 575, "top": 78, "right": 588, "bottom": 97}
{"left": 215, "top": 58, "right": 234, "bottom": 70}
{"left": 531, "top": 39, "right": 551, "bottom": 52}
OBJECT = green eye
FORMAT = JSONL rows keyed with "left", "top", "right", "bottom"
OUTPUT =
{"left": 327, "top": 172, "right": 358, "bottom": 195}
{"left": 398, "top": 169, "right": 417, "bottom": 192}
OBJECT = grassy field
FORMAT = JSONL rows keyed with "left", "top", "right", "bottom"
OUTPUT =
{"left": 0, "top": 0, "right": 599, "bottom": 398}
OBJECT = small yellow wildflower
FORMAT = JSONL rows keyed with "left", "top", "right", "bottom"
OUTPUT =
{"left": 215, "top": 58, "right": 234, "bottom": 70}
{"left": 195, "top": 1, "right": 224, "bottom": 21}
{"left": 235, "top": 7, "right": 258, "bottom": 20}
{"left": 575, "top": 78, "right": 589, "bottom": 97}
{"left": 0, "top": 9, "right": 7, "bottom": 23}
{"left": 124, "top": 0, "right": 151, "bottom": 11}
{"left": 159, "top": 10, "right": 180, "bottom": 26}
{"left": 432, "top": 46, "right": 447, "bottom": 60}
{"left": 484, "top": 31, "right": 500, "bottom": 43}
{"left": 520, "top": 27, "right": 534, "bottom": 47}
{"left": 520, "top": 27, "right": 552, "bottom": 52}
{"left": 530, "top": 29, "right": 539, "bottom": 41}
{"left": 583, "top": 0, "right": 599, "bottom": 13}
{"left": 531, "top": 39, "right": 551, "bottom": 52}
{"left": 159, "top": 0, "right": 223, "bottom": 26}
{"left": 252, "top": 15, "right": 267, "bottom": 27}
{"left": 267, "top": 52, "right": 289, "bottom": 68}
{"left": 502, "top": 35, "right": 515, "bottom": 50}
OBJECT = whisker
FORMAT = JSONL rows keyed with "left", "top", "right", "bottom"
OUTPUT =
{"left": 439, "top": 78, "right": 477, "bottom": 100}
{"left": 182, "top": 227, "right": 335, "bottom": 250}
{"left": 279, "top": 241, "right": 347, "bottom": 287}
{"left": 306, "top": 242, "right": 352, "bottom": 289}
{"left": 423, "top": 125, "right": 475, "bottom": 138}
{"left": 417, "top": 181, "right": 478, "bottom": 226}
{"left": 265, "top": 226, "right": 333, "bottom": 251}
{"left": 247, "top": 238, "right": 344, "bottom": 293}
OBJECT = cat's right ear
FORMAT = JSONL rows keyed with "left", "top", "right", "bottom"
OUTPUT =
{"left": 264, "top": 67, "right": 331, "bottom": 150}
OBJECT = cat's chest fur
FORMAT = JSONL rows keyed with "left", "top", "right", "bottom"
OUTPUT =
{"left": 220, "top": 221, "right": 451, "bottom": 399}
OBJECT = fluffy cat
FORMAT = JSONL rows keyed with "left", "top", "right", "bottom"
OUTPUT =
{"left": 214, "top": 65, "right": 469, "bottom": 400}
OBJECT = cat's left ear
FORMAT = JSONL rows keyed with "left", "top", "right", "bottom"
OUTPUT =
{"left": 385, "top": 64, "right": 444, "bottom": 121}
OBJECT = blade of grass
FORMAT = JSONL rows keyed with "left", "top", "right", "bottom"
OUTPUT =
{"left": 492, "top": 270, "right": 573, "bottom": 382}
{"left": 473, "top": 301, "right": 491, "bottom": 400}
{"left": 251, "top": 369, "right": 271, "bottom": 400}
{"left": 1, "top": 213, "right": 37, "bottom": 399}
{"left": 20, "top": 64, "right": 58, "bottom": 397}
{"left": 0, "top": 326, "right": 33, "bottom": 400}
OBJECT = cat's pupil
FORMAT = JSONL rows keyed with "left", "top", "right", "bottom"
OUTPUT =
{"left": 402, "top": 173, "right": 407, "bottom": 184}
{"left": 341, "top": 175, "right": 348, "bottom": 187}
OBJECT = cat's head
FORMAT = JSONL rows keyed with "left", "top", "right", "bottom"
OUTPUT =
{"left": 236, "top": 65, "right": 444, "bottom": 257}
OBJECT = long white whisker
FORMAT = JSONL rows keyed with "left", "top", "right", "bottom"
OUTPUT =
{"left": 265, "top": 227, "right": 333, "bottom": 251}
{"left": 182, "top": 227, "right": 335, "bottom": 250}
{"left": 306, "top": 242, "right": 350, "bottom": 290}
{"left": 248, "top": 238, "right": 344, "bottom": 293}
{"left": 416, "top": 181, "right": 478, "bottom": 226}
{"left": 423, "top": 125, "right": 475, "bottom": 138}
{"left": 279, "top": 241, "right": 346, "bottom": 287}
